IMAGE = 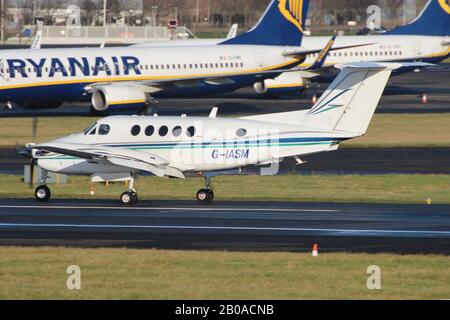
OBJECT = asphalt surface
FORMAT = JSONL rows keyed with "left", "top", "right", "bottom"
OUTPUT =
{"left": 0, "top": 199, "right": 450, "bottom": 254}
{"left": 3, "top": 147, "right": 450, "bottom": 175}
{"left": 0, "top": 67, "right": 449, "bottom": 117}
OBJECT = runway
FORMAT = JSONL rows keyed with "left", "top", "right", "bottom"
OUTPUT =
{"left": 1, "top": 199, "right": 450, "bottom": 254}
{"left": 0, "top": 67, "right": 449, "bottom": 117}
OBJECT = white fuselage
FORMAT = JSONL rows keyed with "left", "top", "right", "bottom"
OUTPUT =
{"left": 136, "top": 35, "right": 449, "bottom": 66}
{"left": 36, "top": 115, "right": 353, "bottom": 175}
{"left": 0, "top": 45, "right": 298, "bottom": 103}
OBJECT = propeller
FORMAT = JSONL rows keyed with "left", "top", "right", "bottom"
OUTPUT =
{"left": 16, "top": 117, "right": 40, "bottom": 188}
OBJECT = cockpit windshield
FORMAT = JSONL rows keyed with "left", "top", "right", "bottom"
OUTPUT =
{"left": 83, "top": 122, "right": 97, "bottom": 135}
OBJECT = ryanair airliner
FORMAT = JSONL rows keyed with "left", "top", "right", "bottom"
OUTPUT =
{"left": 0, "top": 0, "right": 321, "bottom": 113}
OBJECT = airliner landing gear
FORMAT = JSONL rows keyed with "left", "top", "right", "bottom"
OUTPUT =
{"left": 196, "top": 176, "right": 214, "bottom": 203}
{"left": 35, "top": 170, "right": 51, "bottom": 202}
{"left": 120, "top": 174, "right": 138, "bottom": 206}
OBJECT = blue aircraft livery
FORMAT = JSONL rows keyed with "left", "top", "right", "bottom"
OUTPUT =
{"left": 6, "top": 56, "right": 142, "bottom": 78}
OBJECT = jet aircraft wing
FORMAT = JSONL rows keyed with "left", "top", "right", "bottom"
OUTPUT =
{"left": 283, "top": 43, "right": 376, "bottom": 58}
{"left": 32, "top": 142, "right": 185, "bottom": 179}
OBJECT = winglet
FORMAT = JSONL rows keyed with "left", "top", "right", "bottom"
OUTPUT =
{"left": 308, "top": 35, "right": 336, "bottom": 70}
{"left": 209, "top": 107, "right": 219, "bottom": 118}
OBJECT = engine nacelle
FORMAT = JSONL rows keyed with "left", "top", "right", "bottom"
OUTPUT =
{"left": 254, "top": 72, "right": 308, "bottom": 96}
{"left": 91, "top": 85, "right": 148, "bottom": 112}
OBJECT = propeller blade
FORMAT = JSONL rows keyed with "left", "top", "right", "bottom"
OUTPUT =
{"left": 29, "top": 158, "right": 36, "bottom": 188}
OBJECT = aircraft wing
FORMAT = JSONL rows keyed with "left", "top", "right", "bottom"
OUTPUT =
{"left": 283, "top": 43, "right": 375, "bottom": 58}
{"left": 32, "top": 142, "right": 185, "bottom": 179}
{"left": 85, "top": 63, "right": 306, "bottom": 93}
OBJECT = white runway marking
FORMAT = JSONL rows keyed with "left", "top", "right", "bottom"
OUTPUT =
{"left": 0, "top": 222, "right": 449, "bottom": 237}
{"left": 0, "top": 205, "right": 339, "bottom": 213}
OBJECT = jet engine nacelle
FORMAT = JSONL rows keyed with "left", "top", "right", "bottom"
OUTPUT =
{"left": 254, "top": 72, "right": 308, "bottom": 96}
{"left": 91, "top": 85, "right": 148, "bottom": 112}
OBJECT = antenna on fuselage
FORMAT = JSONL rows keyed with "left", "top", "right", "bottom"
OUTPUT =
{"left": 209, "top": 107, "right": 219, "bottom": 118}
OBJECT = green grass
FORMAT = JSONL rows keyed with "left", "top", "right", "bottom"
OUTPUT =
{"left": 1, "top": 114, "right": 450, "bottom": 148}
{"left": 0, "top": 247, "right": 449, "bottom": 299}
{"left": 2, "top": 174, "right": 450, "bottom": 204}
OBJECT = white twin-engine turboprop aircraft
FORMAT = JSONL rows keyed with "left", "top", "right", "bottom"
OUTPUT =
{"left": 28, "top": 62, "right": 428, "bottom": 205}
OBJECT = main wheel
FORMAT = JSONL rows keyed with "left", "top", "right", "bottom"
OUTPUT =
{"left": 120, "top": 191, "right": 137, "bottom": 206}
{"left": 197, "top": 189, "right": 214, "bottom": 203}
{"left": 206, "top": 189, "right": 214, "bottom": 202}
{"left": 35, "top": 185, "right": 51, "bottom": 202}
{"left": 131, "top": 192, "right": 138, "bottom": 205}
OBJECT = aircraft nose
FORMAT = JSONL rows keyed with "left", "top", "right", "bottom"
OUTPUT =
{"left": 52, "top": 133, "right": 83, "bottom": 144}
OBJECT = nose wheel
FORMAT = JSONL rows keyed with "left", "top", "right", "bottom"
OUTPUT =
{"left": 35, "top": 185, "right": 51, "bottom": 202}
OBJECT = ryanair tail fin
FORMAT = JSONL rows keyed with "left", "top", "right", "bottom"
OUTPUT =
{"left": 386, "top": 0, "right": 450, "bottom": 36}
{"left": 221, "top": 0, "right": 309, "bottom": 46}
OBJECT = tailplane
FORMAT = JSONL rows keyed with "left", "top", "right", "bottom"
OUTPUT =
{"left": 221, "top": 0, "right": 309, "bottom": 46}
{"left": 386, "top": 0, "right": 450, "bottom": 36}
{"left": 301, "top": 63, "right": 430, "bottom": 135}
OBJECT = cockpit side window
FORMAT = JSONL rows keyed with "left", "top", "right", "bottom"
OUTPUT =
{"left": 99, "top": 124, "right": 110, "bottom": 135}
{"left": 84, "top": 122, "right": 97, "bottom": 135}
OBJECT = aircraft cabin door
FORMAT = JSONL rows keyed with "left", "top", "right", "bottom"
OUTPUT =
{"left": 414, "top": 42, "right": 422, "bottom": 58}
{"left": 255, "top": 53, "right": 265, "bottom": 68}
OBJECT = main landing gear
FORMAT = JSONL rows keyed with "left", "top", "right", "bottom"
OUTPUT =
{"left": 196, "top": 176, "right": 214, "bottom": 203}
{"left": 35, "top": 170, "right": 51, "bottom": 202}
{"left": 120, "top": 174, "right": 138, "bottom": 206}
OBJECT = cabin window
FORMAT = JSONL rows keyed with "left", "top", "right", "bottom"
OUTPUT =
{"left": 236, "top": 128, "right": 247, "bottom": 137}
{"left": 186, "top": 126, "right": 196, "bottom": 137}
{"left": 145, "top": 125, "right": 155, "bottom": 136}
{"left": 159, "top": 126, "right": 169, "bottom": 137}
{"left": 84, "top": 122, "right": 97, "bottom": 135}
{"left": 131, "top": 125, "right": 141, "bottom": 136}
{"left": 99, "top": 124, "right": 110, "bottom": 135}
{"left": 172, "top": 126, "right": 182, "bottom": 137}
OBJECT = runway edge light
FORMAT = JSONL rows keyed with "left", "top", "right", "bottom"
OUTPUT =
{"left": 312, "top": 244, "right": 319, "bottom": 257}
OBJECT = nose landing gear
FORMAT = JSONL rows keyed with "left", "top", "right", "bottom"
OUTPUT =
{"left": 34, "top": 170, "right": 51, "bottom": 202}
{"left": 35, "top": 185, "right": 51, "bottom": 202}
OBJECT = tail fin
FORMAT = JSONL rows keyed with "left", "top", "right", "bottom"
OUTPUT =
{"left": 301, "top": 63, "right": 396, "bottom": 135}
{"left": 221, "top": 0, "right": 309, "bottom": 46}
{"left": 386, "top": 0, "right": 450, "bottom": 36}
